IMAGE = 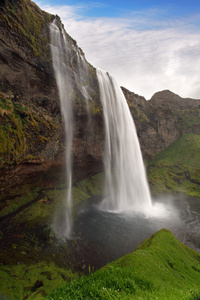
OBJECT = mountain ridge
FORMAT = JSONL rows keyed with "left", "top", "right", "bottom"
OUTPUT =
{"left": 122, "top": 88, "right": 200, "bottom": 159}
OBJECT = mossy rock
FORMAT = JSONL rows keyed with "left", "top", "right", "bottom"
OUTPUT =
{"left": 147, "top": 134, "right": 200, "bottom": 197}
{"left": 0, "top": 0, "right": 53, "bottom": 58}
{"left": 0, "top": 94, "right": 59, "bottom": 167}
{"left": 0, "top": 261, "right": 79, "bottom": 300}
{"left": 0, "top": 172, "right": 105, "bottom": 299}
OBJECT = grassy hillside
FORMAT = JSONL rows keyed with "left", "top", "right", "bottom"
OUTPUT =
{"left": 147, "top": 134, "right": 200, "bottom": 197}
{"left": 45, "top": 229, "right": 200, "bottom": 300}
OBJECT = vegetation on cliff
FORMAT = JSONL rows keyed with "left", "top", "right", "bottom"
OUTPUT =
{"left": 0, "top": 0, "right": 102, "bottom": 177}
{"left": 0, "top": 92, "right": 59, "bottom": 167}
{"left": 0, "top": 173, "right": 103, "bottom": 299}
{"left": 45, "top": 229, "right": 200, "bottom": 300}
{"left": 0, "top": 0, "right": 53, "bottom": 57}
{"left": 147, "top": 134, "right": 200, "bottom": 198}
{"left": 122, "top": 89, "right": 200, "bottom": 160}
{"left": 0, "top": 262, "right": 79, "bottom": 300}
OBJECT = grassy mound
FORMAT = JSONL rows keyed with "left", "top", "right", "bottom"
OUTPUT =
{"left": 45, "top": 229, "right": 200, "bottom": 299}
{"left": 147, "top": 134, "right": 200, "bottom": 197}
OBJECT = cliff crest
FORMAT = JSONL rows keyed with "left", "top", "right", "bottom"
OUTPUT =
{"left": 122, "top": 88, "right": 200, "bottom": 159}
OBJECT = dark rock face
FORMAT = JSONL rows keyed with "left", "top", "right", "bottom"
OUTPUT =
{"left": 0, "top": 38, "right": 55, "bottom": 98}
{"left": 122, "top": 88, "right": 200, "bottom": 159}
{"left": 0, "top": 0, "right": 103, "bottom": 201}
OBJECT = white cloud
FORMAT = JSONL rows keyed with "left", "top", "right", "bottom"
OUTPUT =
{"left": 35, "top": 2, "right": 82, "bottom": 20}
{"left": 35, "top": 1, "right": 200, "bottom": 99}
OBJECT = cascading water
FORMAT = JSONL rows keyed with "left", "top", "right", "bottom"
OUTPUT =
{"left": 48, "top": 23, "right": 199, "bottom": 268}
{"left": 50, "top": 20, "right": 74, "bottom": 239}
{"left": 50, "top": 19, "right": 93, "bottom": 239}
{"left": 50, "top": 17, "right": 152, "bottom": 237}
{"left": 97, "top": 69, "right": 152, "bottom": 213}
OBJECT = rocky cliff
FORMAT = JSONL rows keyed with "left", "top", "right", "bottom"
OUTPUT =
{"left": 122, "top": 88, "right": 200, "bottom": 159}
{"left": 0, "top": 0, "right": 103, "bottom": 201}
{"left": 0, "top": 0, "right": 200, "bottom": 201}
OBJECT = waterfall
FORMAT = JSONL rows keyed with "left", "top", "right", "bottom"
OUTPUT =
{"left": 49, "top": 18, "right": 152, "bottom": 237}
{"left": 97, "top": 69, "right": 152, "bottom": 213}
{"left": 50, "top": 20, "right": 74, "bottom": 239}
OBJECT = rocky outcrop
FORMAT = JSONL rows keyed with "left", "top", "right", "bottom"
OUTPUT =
{"left": 0, "top": 0, "right": 103, "bottom": 201}
{"left": 122, "top": 88, "right": 200, "bottom": 159}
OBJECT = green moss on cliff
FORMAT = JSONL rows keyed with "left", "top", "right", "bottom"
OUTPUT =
{"left": 147, "top": 134, "right": 200, "bottom": 197}
{"left": 0, "top": 93, "right": 58, "bottom": 166}
{"left": 128, "top": 99, "right": 149, "bottom": 123}
{"left": 1, "top": 0, "right": 53, "bottom": 57}
{"left": 174, "top": 108, "right": 200, "bottom": 131}
{"left": 0, "top": 189, "right": 40, "bottom": 218}
{"left": 0, "top": 172, "right": 103, "bottom": 228}
{"left": 75, "top": 173, "right": 103, "bottom": 197}
{"left": 0, "top": 261, "right": 79, "bottom": 300}
{"left": 89, "top": 98, "right": 102, "bottom": 115}
{"left": 0, "top": 173, "right": 104, "bottom": 299}
{"left": 0, "top": 96, "right": 27, "bottom": 165}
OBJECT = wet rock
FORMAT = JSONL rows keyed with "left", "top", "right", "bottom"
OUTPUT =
{"left": 32, "top": 280, "right": 43, "bottom": 291}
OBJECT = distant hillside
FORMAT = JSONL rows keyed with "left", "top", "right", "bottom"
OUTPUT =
{"left": 46, "top": 229, "right": 200, "bottom": 300}
{"left": 122, "top": 88, "right": 200, "bottom": 159}
{"left": 147, "top": 133, "right": 200, "bottom": 197}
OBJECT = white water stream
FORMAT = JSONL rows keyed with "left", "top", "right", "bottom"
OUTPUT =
{"left": 50, "top": 19, "right": 153, "bottom": 238}
{"left": 97, "top": 69, "right": 152, "bottom": 213}
{"left": 50, "top": 20, "right": 74, "bottom": 239}
{"left": 50, "top": 19, "right": 92, "bottom": 239}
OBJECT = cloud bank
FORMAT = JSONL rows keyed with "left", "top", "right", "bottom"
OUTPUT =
{"left": 36, "top": 1, "right": 200, "bottom": 99}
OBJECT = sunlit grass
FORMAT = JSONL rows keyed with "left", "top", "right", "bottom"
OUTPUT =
{"left": 45, "top": 229, "right": 200, "bottom": 299}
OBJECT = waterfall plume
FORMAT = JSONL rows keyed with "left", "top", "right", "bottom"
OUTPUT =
{"left": 50, "top": 20, "right": 74, "bottom": 239}
{"left": 97, "top": 69, "right": 152, "bottom": 213}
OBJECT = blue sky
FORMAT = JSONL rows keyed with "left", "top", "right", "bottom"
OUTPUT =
{"left": 35, "top": 0, "right": 200, "bottom": 99}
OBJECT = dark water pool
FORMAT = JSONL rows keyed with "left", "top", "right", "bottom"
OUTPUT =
{"left": 70, "top": 194, "right": 200, "bottom": 270}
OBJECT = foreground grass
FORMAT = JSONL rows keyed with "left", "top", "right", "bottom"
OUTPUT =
{"left": 0, "top": 262, "right": 79, "bottom": 300}
{"left": 147, "top": 134, "right": 200, "bottom": 197}
{"left": 45, "top": 229, "right": 200, "bottom": 300}
{"left": 0, "top": 173, "right": 104, "bottom": 299}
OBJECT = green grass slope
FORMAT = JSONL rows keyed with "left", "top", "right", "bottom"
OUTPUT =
{"left": 147, "top": 134, "right": 200, "bottom": 197}
{"left": 0, "top": 262, "right": 80, "bottom": 300}
{"left": 45, "top": 229, "right": 200, "bottom": 300}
